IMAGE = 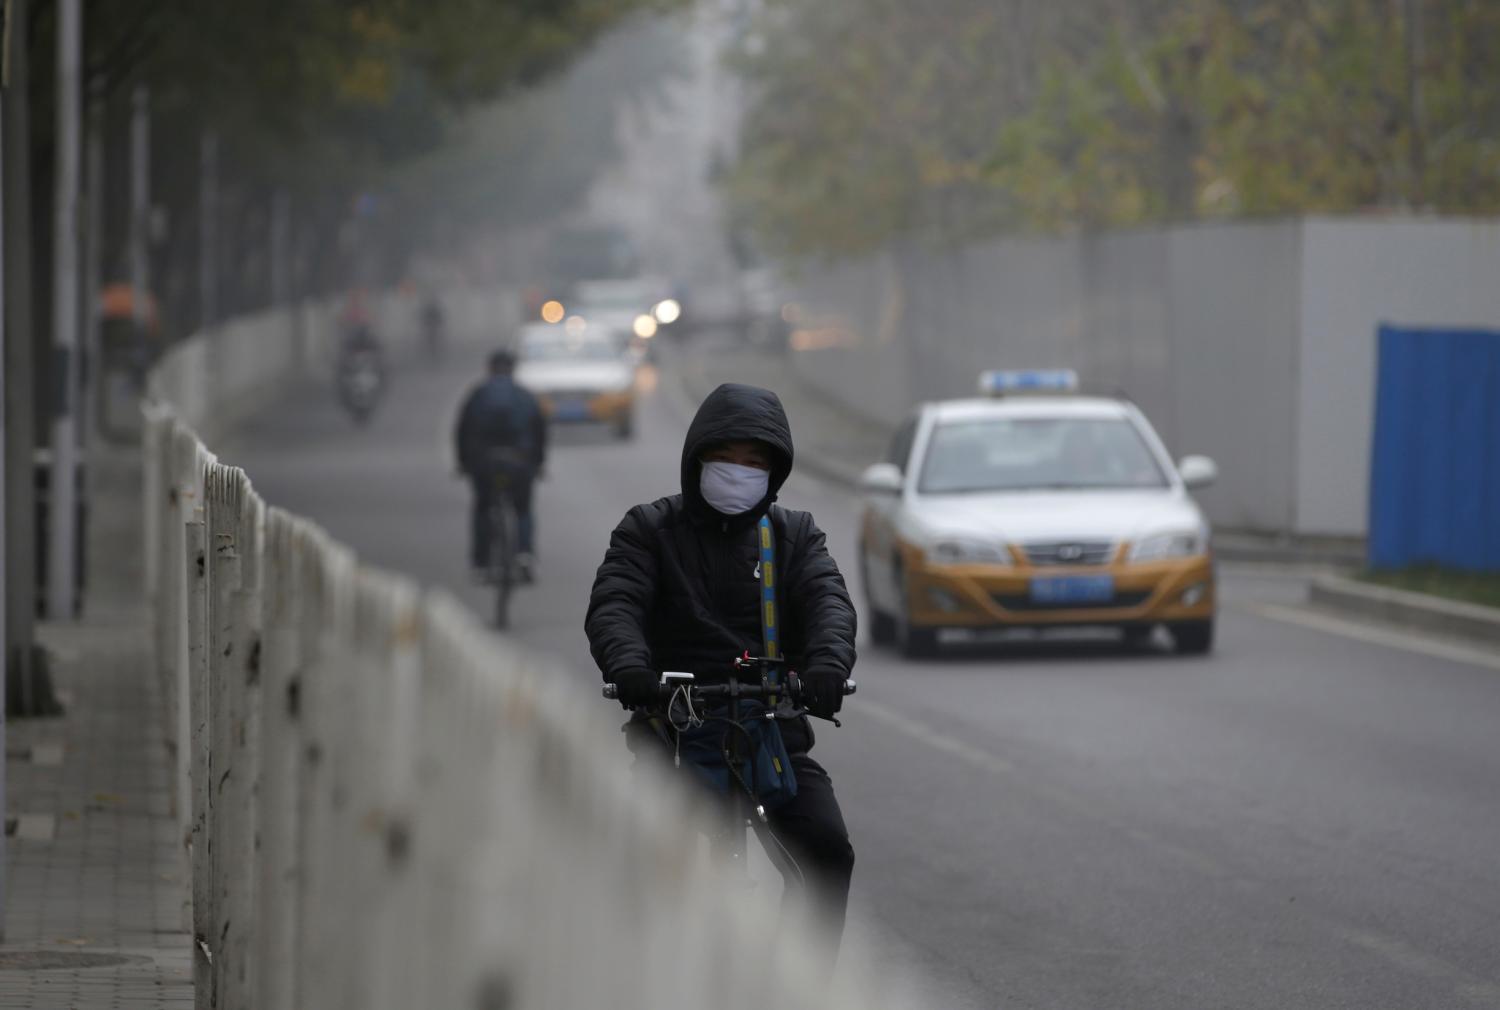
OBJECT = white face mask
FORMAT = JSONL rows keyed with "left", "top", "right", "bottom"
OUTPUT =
{"left": 699, "top": 461, "right": 770, "bottom": 515}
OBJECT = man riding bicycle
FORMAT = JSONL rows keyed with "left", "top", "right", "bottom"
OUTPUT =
{"left": 454, "top": 350, "right": 548, "bottom": 582}
{"left": 586, "top": 383, "right": 857, "bottom": 957}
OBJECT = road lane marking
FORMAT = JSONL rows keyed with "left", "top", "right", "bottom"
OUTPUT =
{"left": 860, "top": 698, "right": 1235, "bottom": 880}
{"left": 30, "top": 743, "right": 65, "bottom": 766}
{"left": 435, "top": 382, "right": 472, "bottom": 471}
{"left": 860, "top": 698, "right": 1015, "bottom": 775}
{"left": 1245, "top": 603, "right": 1500, "bottom": 672}
{"left": 15, "top": 813, "right": 56, "bottom": 842}
{"left": 1341, "top": 928, "right": 1500, "bottom": 1005}
{"left": 866, "top": 698, "right": 1500, "bottom": 999}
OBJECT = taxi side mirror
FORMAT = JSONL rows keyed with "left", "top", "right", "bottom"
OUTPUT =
{"left": 859, "top": 462, "right": 904, "bottom": 495}
{"left": 1178, "top": 455, "right": 1218, "bottom": 490}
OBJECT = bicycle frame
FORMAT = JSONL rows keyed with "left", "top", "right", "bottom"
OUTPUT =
{"left": 606, "top": 658, "right": 856, "bottom": 882}
{"left": 673, "top": 670, "right": 788, "bottom": 883}
{"left": 488, "top": 470, "right": 521, "bottom": 628}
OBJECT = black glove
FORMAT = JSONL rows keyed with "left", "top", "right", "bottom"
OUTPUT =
{"left": 611, "top": 669, "right": 660, "bottom": 709}
{"left": 799, "top": 669, "right": 846, "bottom": 719}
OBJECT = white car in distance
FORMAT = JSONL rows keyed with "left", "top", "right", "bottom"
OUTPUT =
{"left": 514, "top": 321, "right": 637, "bottom": 440}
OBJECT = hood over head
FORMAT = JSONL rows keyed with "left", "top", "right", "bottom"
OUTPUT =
{"left": 681, "top": 383, "right": 794, "bottom": 524}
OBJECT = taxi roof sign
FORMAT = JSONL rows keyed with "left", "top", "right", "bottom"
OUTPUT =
{"left": 979, "top": 369, "right": 1079, "bottom": 396}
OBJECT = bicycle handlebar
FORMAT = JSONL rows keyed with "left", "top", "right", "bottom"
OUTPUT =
{"left": 601, "top": 676, "right": 857, "bottom": 702}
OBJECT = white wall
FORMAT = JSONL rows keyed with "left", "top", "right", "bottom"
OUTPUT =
{"left": 788, "top": 221, "right": 1306, "bottom": 532}
{"left": 1163, "top": 222, "right": 1303, "bottom": 532}
{"left": 1295, "top": 217, "right": 1500, "bottom": 535}
{"left": 792, "top": 253, "right": 916, "bottom": 426}
{"left": 787, "top": 215, "right": 1500, "bottom": 536}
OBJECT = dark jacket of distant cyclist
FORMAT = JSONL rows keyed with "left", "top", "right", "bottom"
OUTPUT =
{"left": 454, "top": 371, "right": 548, "bottom": 562}
{"left": 585, "top": 382, "right": 857, "bottom": 754}
{"left": 454, "top": 373, "right": 547, "bottom": 476}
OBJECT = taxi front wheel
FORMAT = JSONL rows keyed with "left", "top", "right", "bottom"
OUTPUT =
{"left": 895, "top": 565, "right": 939, "bottom": 658}
{"left": 898, "top": 618, "right": 939, "bottom": 659}
{"left": 859, "top": 549, "right": 897, "bottom": 645}
{"left": 1170, "top": 619, "right": 1214, "bottom": 655}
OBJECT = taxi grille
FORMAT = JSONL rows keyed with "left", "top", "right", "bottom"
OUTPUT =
{"left": 1021, "top": 541, "right": 1115, "bottom": 566}
{"left": 993, "top": 590, "right": 1152, "bottom": 612}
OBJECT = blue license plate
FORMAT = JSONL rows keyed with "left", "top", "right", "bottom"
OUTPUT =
{"left": 1029, "top": 575, "right": 1115, "bottom": 604}
{"left": 555, "top": 400, "right": 590, "bottom": 421}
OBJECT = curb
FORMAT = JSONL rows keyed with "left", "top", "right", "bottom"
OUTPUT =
{"left": 1308, "top": 575, "right": 1500, "bottom": 646}
{"left": 1213, "top": 536, "right": 1364, "bottom": 568}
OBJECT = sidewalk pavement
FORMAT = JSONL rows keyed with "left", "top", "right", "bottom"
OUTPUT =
{"left": 2, "top": 446, "right": 193, "bottom": 1007}
{"left": 674, "top": 343, "right": 1364, "bottom": 569}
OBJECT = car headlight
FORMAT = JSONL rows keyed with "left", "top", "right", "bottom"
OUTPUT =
{"left": 927, "top": 539, "right": 1013, "bottom": 565}
{"left": 653, "top": 298, "right": 682, "bottom": 324}
{"left": 1128, "top": 531, "right": 1206, "bottom": 562}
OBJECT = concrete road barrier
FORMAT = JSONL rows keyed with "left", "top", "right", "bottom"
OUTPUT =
{"left": 142, "top": 291, "right": 891, "bottom": 1009}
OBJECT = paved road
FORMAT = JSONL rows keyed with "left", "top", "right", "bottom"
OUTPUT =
{"left": 225, "top": 343, "right": 1500, "bottom": 1009}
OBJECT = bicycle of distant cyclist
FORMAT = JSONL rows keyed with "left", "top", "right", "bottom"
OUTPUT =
{"left": 485, "top": 451, "right": 530, "bottom": 629}
{"left": 604, "top": 655, "right": 855, "bottom": 878}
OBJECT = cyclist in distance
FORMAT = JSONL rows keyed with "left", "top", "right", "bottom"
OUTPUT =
{"left": 454, "top": 349, "right": 548, "bottom": 582}
{"left": 585, "top": 383, "right": 857, "bottom": 957}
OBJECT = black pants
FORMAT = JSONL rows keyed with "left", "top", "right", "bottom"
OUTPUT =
{"left": 469, "top": 473, "right": 534, "bottom": 566}
{"left": 769, "top": 754, "right": 856, "bottom": 944}
{"left": 626, "top": 722, "right": 855, "bottom": 949}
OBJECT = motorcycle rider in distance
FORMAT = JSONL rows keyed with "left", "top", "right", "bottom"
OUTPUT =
{"left": 454, "top": 349, "right": 548, "bottom": 583}
{"left": 334, "top": 290, "right": 387, "bottom": 423}
{"left": 337, "top": 289, "right": 382, "bottom": 358}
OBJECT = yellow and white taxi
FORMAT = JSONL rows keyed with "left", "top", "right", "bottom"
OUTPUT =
{"left": 515, "top": 321, "right": 637, "bottom": 439}
{"left": 858, "top": 370, "right": 1218, "bottom": 656}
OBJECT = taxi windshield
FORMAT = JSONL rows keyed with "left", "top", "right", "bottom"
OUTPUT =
{"left": 919, "top": 416, "right": 1168, "bottom": 494}
{"left": 574, "top": 286, "right": 647, "bottom": 311}
{"left": 519, "top": 332, "right": 621, "bottom": 363}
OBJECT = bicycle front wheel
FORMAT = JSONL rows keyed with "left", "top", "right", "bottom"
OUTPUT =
{"left": 490, "top": 503, "right": 518, "bottom": 629}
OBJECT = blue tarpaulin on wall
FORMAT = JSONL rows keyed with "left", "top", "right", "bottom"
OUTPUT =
{"left": 1369, "top": 325, "right": 1500, "bottom": 571}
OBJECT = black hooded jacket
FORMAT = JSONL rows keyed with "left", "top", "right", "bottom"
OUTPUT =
{"left": 453, "top": 374, "right": 547, "bottom": 476}
{"left": 585, "top": 383, "right": 857, "bottom": 737}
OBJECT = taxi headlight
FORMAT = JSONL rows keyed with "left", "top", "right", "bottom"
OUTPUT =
{"left": 928, "top": 540, "right": 1013, "bottom": 566}
{"left": 1128, "top": 531, "right": 1205, "bottom": 563}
